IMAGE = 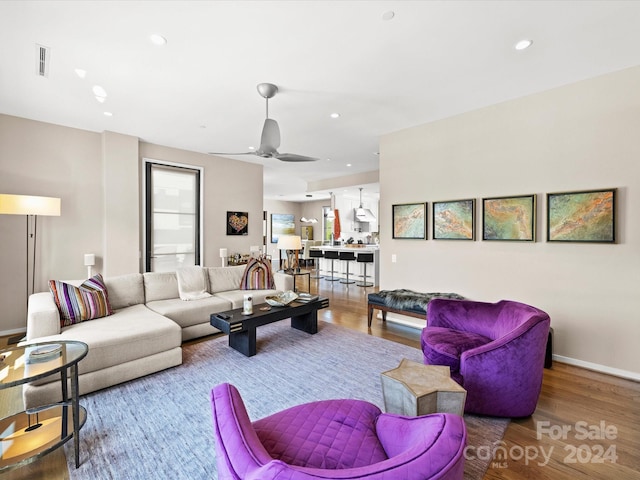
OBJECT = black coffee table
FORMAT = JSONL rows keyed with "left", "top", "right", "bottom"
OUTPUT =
{"left": 210, "top": 297, "right": 329, "bottom": 357}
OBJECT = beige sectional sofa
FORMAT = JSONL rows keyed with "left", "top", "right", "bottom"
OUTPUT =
{"left": 24, "top": 265, "right": 292, "bottom": 408}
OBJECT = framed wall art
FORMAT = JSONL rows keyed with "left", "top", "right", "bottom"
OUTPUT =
{"left": 433, "top": 199, "right": 475, "bottom": 240}
{"left": 482, "top": 194, "right": 536, "bottom": 241}
{"left": 392, "top": 203, "right": 427, "bottom": 239}
{"left": 547, "top": 188, "right": 616, "bottom": 243}
{"left": 270, "top": 213, "right": 295, "bottom": 243}
{"left": 227, "top": 211, "right": 248, "bottom": 236}
{"left": 301, "top": 225, "right": 313, "bottom": 240}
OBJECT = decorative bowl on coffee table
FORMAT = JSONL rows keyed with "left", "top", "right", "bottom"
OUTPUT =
{"left": 265, "top": 291, "right": 298, "bottom": 307}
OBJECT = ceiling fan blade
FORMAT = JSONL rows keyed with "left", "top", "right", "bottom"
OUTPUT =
{"left": 207, "top": 151, "right": 256, "bottom": 156}
{"left": 259, "top": 118, "right": 280, "bottom": 154}
{"left": 274, "top": 153, "right": 319, "bottom": 162}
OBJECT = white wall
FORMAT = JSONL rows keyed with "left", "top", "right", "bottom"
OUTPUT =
{"left": 379, "top": 66, "right": 640, "bottom": 378}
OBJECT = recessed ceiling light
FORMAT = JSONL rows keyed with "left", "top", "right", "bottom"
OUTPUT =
{"left": 92, "top": 85, "right": 107, "bottom": 99}
{"left": 74, "top": 68, "right": 86, "bottom": 79}
{"left": 103, "top": 112, "right": 113, "bottom": 117}
{"left": 149, "top": 34, "right": 167, "bottom": 46}
{"left": 382, "top": 11, "right": 395, "bottom": 21}
{"left": 248, "top": 146, "right": 255, "bottom": 150}
{"left": 514, "top": 39, "right": 533, "bottom": 51}
{"left": 346, "top": 163, "right": 352, "bottom": 167}
{"left": 330, "top": 113, "right": 340, "bottom": 119}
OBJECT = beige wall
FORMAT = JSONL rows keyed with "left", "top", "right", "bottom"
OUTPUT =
{"left": 0, "top": 115, "right": 264, "bottom": 333}
{"left": 103, "top": 131, "right": 140, "bottom": 276}
{"left": 0, "top": 115, "right": 104, "bottom": 333}
{"left": 140, "top": 143, "right": 264, "bottom": 269}
{"left": 379, "top": 66, "right": 640, "bottom": 378}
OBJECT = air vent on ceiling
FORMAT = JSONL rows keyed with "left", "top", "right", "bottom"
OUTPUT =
{"left": 36, "top": 44, "right": 50, "bottom": 77}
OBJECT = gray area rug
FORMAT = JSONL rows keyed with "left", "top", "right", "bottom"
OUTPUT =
{"left": 66, "top": 321, "right": 508, "bottom": 479}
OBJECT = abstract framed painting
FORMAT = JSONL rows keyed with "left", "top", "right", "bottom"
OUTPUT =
{"left": 270, "top": 213, "right": 295, "bottom": 243}
{"left": 547, "top": 188, "right": 616, "bottom": 243}
{"left": 482, "top": 194, "right": 536, "bottom": 241}
{"left": 392, "top": 203, "right": 427, "bottom": 239}
{"left": 432, "top": 199, "right": 475, "bottom": 240}
{"left": 226, "top": 211, "right": 248, "bottom": 236}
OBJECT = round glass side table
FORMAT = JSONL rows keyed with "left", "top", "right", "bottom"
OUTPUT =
{"left": 0, "top": 340, "right": 88, "bottom": 472}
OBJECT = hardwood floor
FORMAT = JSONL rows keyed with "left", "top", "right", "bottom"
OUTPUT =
{"left": 2, "top": 275, "right": 638, "bottom": 479}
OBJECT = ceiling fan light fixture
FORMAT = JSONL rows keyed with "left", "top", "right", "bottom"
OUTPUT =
{"left": 209, "top": 83, "right": 319, "bottom": 163}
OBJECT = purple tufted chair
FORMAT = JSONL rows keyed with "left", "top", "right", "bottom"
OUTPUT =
{"left": 210, "top": 383, "right": 467, "bottom": 479}
{"left": 421, "top": 299, "right": 551, "bottom": 418}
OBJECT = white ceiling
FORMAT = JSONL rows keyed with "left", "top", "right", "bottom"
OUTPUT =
{"left": 2, "top": 1, "right": 640, "bottom": 203}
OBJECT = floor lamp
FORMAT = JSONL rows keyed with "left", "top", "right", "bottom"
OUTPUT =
{"left": 0, "top": 194, "right": 61, "bottom": 299}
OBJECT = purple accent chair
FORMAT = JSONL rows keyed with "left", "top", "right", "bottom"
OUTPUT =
{"left": 210, "top": 383, "right": 467, "bottom": 479}
{"left": 421, "top": 299, "right": 551, "bottom": 418}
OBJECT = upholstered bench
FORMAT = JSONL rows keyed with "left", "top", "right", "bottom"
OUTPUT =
{"left": 367, "top": 290, "right": 464, "bottom": 327}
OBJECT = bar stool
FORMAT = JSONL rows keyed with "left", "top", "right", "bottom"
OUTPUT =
{"left": 356, "top": 252, "right": 374, "bottom": 287}
{"left": 339, "top": 251, "right": 356, "bottom": 284}
{"left": 309, "top": 249, "right": 324, "bottom": 279}
{"left": 323, "top": 250, "right": 340, "bottom": 282}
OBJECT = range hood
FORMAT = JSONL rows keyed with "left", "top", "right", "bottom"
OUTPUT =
{"left": 354, "top": 187, "right": 377, "bottom": 222}
{"left": 354, "top": 207, "right": 377, "bottom": 222}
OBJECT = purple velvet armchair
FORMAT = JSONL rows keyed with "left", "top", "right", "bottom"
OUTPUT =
{"left": 210, "top": 383, "right": 467, "bottom": 479}
{"left": 421, "top": 299, "right": 550, "bottom": 418}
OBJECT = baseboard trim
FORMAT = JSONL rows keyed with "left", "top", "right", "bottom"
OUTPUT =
{"left": 0, "top": 327, "right": 26, "bottom": 338}
{"left": 379, "top": 312, "right": 424, "bottom": 329}
{"left": 381, "top": 313, "right": 640, "bottom": 382}
{"left": 552, "top": 355, "right": 640, "bottom": 382}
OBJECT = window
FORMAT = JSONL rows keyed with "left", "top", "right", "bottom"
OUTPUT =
{"left": 144, "top": 160, "right": 202, "bottom": 272}
{"left": 322, "top": 206, "right": 334, "bottom": 243}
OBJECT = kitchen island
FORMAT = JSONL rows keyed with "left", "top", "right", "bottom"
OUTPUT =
{"left": 309, "top": 245, "right": 379, "bottom": 286}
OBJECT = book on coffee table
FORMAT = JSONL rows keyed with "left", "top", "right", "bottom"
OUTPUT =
{"left": 296, "top": 293, "right": 319, "bottom": 303}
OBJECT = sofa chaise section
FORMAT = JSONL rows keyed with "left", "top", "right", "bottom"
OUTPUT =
{"left": 24, "top": 273, "right": 182, "bottom": 408}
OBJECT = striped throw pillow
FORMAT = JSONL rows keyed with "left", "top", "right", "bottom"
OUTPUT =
{"left": 49, "top": 274, "right": 113, "bottom": 327}
{"left": 240, "top": 256, "right": 276, "bottom": 290}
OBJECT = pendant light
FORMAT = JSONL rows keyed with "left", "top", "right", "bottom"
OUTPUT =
{"left": 326, "top": 192, "right": 335, "bottom": 219}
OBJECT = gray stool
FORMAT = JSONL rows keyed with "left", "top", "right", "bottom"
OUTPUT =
{"left": 356, "top": 252, "right": 374, "bottom": 287}
{"left": 323, "top": 250, "right": 340, "bottom": 282}
{"left": 309, "top": 249, "right": 324, "bottom": 279}
{"left": 339, "top": 251, "right": 356, "bottom": 284}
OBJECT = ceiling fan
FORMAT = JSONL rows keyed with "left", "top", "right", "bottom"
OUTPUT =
{"left": 209, "top": 83, "right": 319, "bottom": 162}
